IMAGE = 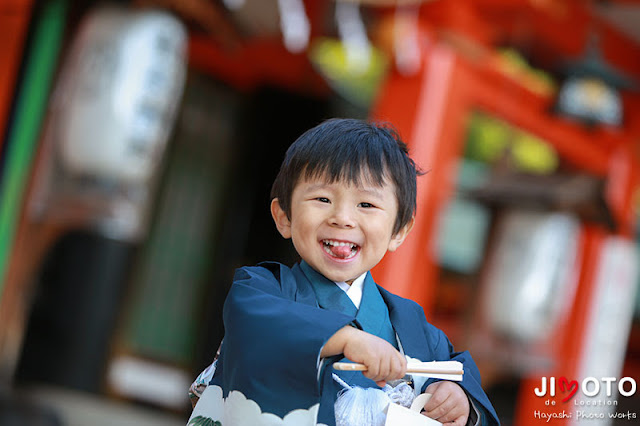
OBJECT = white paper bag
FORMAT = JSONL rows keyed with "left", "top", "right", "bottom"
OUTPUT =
{"left": 384, "top": 393, "right": 441, "bottom": 426}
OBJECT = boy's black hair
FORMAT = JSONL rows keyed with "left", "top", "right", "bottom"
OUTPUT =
{"left": 270, "top": 118, "right": 423, "bottom": 235}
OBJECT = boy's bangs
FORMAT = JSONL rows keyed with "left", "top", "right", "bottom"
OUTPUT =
{"left": 302, "top": 149, "right": 388, "bottom": 188}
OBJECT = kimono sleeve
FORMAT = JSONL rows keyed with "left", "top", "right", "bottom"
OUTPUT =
{"left": 421, "top": 318, "right": 500, "bottom": 426}
{"left": 214, "top": 265, "right": 354, "bottom": 418}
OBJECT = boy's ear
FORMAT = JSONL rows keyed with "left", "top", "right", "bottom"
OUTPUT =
{"left": 270, "top": 198, "right": 292, "bottom": 239}
{"left": 387, "top": 216, "right": 415, "bottom": 252}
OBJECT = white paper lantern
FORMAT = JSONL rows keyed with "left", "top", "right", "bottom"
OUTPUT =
{"left": 56, "top": 6, "right": 187, "bottom": 184}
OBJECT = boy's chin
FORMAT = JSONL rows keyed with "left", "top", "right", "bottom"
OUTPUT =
{"left": 321, "top": 269, "right": 363, "bottom": 284}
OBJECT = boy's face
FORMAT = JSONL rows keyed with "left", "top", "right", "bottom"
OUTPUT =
{"left": 271, "top": 172, "right": 413, "bottom": 284}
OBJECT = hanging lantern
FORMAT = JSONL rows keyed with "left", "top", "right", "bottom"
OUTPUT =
{"left": 554, "top": 33, "right": 636, "bottom": 127}
{"left": 32, "top": 6, "right": 187, "bottom": 241}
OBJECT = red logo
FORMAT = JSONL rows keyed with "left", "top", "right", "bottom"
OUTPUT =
{"left": 559, "top": 377, "right": 578, "bottom": 402}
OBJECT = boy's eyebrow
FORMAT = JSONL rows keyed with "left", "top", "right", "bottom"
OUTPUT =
{"left": 305, "top": 182, "right": 386, "bottom": 199}
{"left": 302, "top": 183, "right": 331, "bottom": 192}
{"left": 301, "top": 179, "right": 387, "bottom": 198}
{"left": 357, "top": 186, "right": 385, "bottom": 199}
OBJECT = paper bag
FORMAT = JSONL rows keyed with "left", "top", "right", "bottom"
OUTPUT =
{"left": 384, "top": 393, "right": 441, "bottom": 426}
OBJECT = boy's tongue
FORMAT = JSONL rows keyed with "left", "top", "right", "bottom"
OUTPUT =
{"left": 330, "top": 244, "right": 353, "bottom": 258}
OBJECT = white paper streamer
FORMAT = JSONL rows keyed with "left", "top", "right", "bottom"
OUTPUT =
{"left": 335, "top": 1, "right": 372, "bottom": 74}
{"left": 277, "top": 0, "right": 310, "bottom": 53}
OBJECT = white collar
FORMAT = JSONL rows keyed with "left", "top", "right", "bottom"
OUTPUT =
{"left": 334, "top": 272, "right": 367, "bottom": 309}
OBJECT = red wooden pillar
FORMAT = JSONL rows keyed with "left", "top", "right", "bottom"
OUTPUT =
{"left": 0, "top": 0, "right": 34, "bottom": 149}
{"left": 371, "top": 38, "right": 471, "bottom": 315}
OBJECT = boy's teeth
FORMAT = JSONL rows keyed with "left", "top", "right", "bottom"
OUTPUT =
{"left": 323, "top": 240, "right": 356, "bottom": 248}
{"left": 322, "top": 240, "right": 358, "bottom": 259}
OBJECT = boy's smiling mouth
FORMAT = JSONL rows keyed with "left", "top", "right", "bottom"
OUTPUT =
{"left": 321, "top": 239, "right": 360, "bottom": 260}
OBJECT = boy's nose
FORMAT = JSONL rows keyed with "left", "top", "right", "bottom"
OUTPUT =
{"left": 329, "top": 206, "right": 356, "bottom": 228}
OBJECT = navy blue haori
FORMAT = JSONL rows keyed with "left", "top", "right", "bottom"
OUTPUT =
{"left": 208, "top": 261, "right": 499, "bottom": 425}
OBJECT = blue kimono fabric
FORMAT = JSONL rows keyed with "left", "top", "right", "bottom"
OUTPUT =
{"left": 210, "top": 261, "right": 500, "bottom": 425}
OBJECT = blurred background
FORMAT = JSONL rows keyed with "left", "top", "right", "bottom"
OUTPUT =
{"left": 1, "top": 0, "right": 640, "bottom": 425}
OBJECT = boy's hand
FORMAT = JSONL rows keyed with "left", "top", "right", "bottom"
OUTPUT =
{"left": 322, "top": 326, "right": 406, "bottom": 387}
{"left": 422, "top": 381, "right": 470, "bottom": 425}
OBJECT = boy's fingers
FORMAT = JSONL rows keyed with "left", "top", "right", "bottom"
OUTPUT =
{"left": 392, "top": 354, "right": 406, "bottom": 380}
{"left": 446, "top": 415, "right": 469, "bottom": 426}
{"left": 424, "top": 407, "right": 467, "bottom": 425}
{"left": 363, "top": 356, "right": 401, "bottom": 384}
{"left": 423, "top": 383, "right": 448, "bottom": 410}
{"left": 358, "top": 343, "right": 407, "bottom": 384}
{"left": 451, "top": 415, "right": 469, "bottom": 426}
{"left": 423, "top": 382, "right": 469, "bottom": 424}
{"left": 375, "top": 359, "right": 388, "bottom": 382}
{"left": 386, "top": 350, "right": 406, "bottom": 381}
{"left": 423, "top": 395, "right": 455, "bottom": 421}
{"left": 387, "top": 355, "right": 400, "bottom": 380}
{"left": 364, "top": 359, "right": 380, "bottom": 381}
{"left": 393, "top": 358, "right": 407, "bottom": 380}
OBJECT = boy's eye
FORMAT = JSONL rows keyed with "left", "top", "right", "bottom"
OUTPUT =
{"left": 359, "top": 202, "right": 375, "bottom": 208}
{"left": 315, "top": 197, "right": 330, "bottom": 203}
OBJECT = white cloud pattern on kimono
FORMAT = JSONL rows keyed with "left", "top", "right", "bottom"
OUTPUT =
{"left": 187, "top": 385, "right": 327, "bottom": 426}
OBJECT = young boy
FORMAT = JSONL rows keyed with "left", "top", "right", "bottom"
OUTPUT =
{"left": 188, "top": 119, "right": 499, "bottom": 425}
